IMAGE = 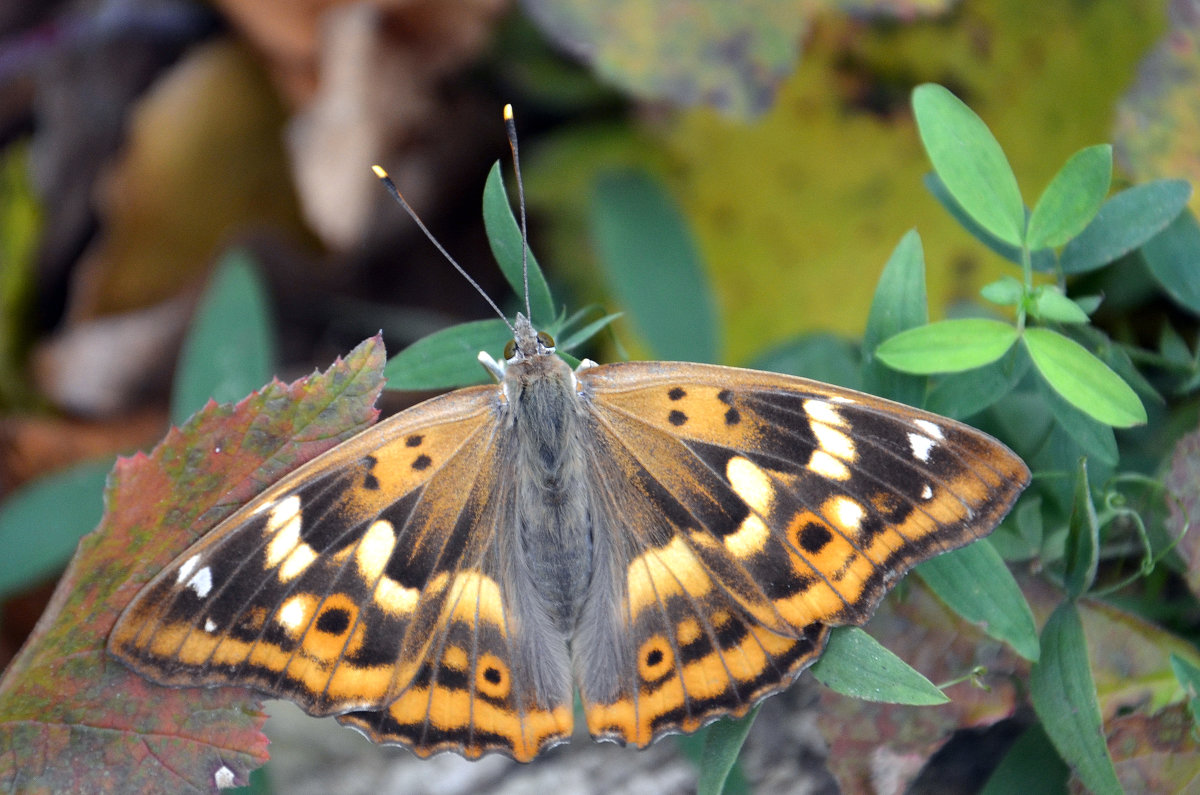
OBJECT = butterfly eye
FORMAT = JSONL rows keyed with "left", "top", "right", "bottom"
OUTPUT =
{"left": 504, "top": 339, "right": 517, "bottom": 359}
{"left": 536, "top": 331, "right": 555, "bottom": 349}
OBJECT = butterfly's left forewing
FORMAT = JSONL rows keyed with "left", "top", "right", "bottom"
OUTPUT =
{"left": 108, "top": 384, "right": 574, "bottom": 761}
{"left": 573, "top": 361, "right": 1029, "bottom": 747}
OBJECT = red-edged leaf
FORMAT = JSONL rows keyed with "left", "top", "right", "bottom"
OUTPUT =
{"left": 0, "top": 335, "right": 386, "bottom": 794}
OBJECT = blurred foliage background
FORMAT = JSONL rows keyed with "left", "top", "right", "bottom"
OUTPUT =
{"left": 1, "top": 0, "right": 1199, "bottom": 792}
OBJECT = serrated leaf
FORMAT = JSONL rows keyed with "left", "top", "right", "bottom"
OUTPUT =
{"left": 1064, "top": 459, "right": 1099, "bottom": 599}
{"left": 483, "top": 162, "right": 555, "bottom": 325}
{"left": 0, "top": 458, "right": 113, "bottom": 600}
{"left": 1059, "top": 179, "right": 1192, "bottom": 274}
{"left": 862, "top": 230, "right": 928, "bottom": 406}
{"left": 0, "top": 336, "right": 386, "bottom": 793}
{"left": 875, "top": 318, "right": 1018, "bottom": 374}
{"left": 1026, "top": 144, "right": 1112, "bottom": 251}
{"left": 1031, "top": 601, "right": 1123, "bottom": 795}
{"left": 1139, "top": 208, "right": 1200, "bottom": 315}
{"left": 1023, "top": 327, "right": 1147, "bottom": 427}
{"left": 172, "top": 249, "right": 276, "bottom": 426}
{"left": 590, "top": 168, "right": 718, "bottom": 362}
{"left": 917, "top": 541, "right": 1039, "bottom": 661}
{"left": 384, "top": 319, "right": 512, "bottom": 390}
{"left": 912, "top": 84, "right": 1025, "bottom": 246}
{"left": 811, "top": 627, "right": 948, "bottom": 704}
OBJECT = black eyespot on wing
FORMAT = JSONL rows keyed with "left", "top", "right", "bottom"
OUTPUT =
{"left": 668, "top": 388, "right": 686, "bottom": 400}
{"left": 799, "top": 522, "right": 832, "bottom": 553}
{"left": 406, "top": 434, "right": 423, "bottom": 447}
{"left": 316, "top": 606, "right": 351, "bottom": 635}
{"left": 668, "top": 410, "right": 687, "bottom": 426}
{"left": 412, "top": 454, "right": 432, "bottom": 471}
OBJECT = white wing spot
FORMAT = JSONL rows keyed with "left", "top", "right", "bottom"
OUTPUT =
{"left": 186, "top": 566, "right": 213, "bottom": 599}
{"left": 808, "top": 450, "right": 851, "bottom": 481}
{"left": 204, "top": 618, "right": 217, "bottom": 633}
{"left": 176, "top": 554, "right": 201, "bottom": 584}
{"left": 831, "top": 496, "right": 865, "bottom": 532}
{"left": 278, "top": 596, "right": 308, "bottom": 632}
{"left": 214, "top": 765, "right": 236, "bottom": 789}
{"left": 908, "top": 432, "right": 936, "bottom": 463}
{"left": 804, "top": 399, "right": 844, "bottom": 427}
{"left": 812, "top": 422, "right": 856, "bottom": 461}
{"left": 265, "top": 498, "right": 304, "bottom": 567}
{"left": 726, "top": 456, "right": 774, "bottom": 514}
{"left": 914, "top": 419, "right": 945, "bottom": 440}
{"left": 921, "top": 484, "right": 933, "bottom": 500}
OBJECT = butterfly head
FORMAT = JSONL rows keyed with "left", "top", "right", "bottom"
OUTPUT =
{"left": 504, "top": 313, "right": 556, "bottom": 362}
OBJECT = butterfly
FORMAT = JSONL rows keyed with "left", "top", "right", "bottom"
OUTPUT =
{"left": 109, "top": 111, "right": 1030, "bottom": 763}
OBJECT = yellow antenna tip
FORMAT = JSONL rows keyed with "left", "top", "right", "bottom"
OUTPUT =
{"left": 371, "top": 164, "right": 388, "bottom": 178}
{"left": 503, "top": 104, "right": 514, "bottom": 121}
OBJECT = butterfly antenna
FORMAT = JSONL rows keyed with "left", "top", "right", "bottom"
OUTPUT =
{"left": 503, "top": 104, "right": 532, "bottom": 321}
{"left": 371, "top": 164, "right": 515, "bottom": 334}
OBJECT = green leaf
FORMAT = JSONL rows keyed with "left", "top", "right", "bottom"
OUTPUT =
{"left": 1169, "top": 653, "right": 1200, "bottom": 729}
{"left": 384, "top": 319, "right": 512, "bottom": 390}
{"left": 1031, "top": 287, "right": 1091, "bottom": 324}
{"left": 1063, "top": 459, "right": 1099, "bottom": 599}
{"left": 912, "top": 84, "right": 1025, "bottom": 246}
{"left": 981, "top": 723, "right": 1070, "bottom": 795}
{"left": 556, "top": 312, "right": 621, "bottom": 352}
{"left": 875, "top": 318, "right": 1018, "bottom": 374}
{"left": 862, "top": 230, "right": 928, "bottom": 406}
{"left": 0, "top": 458, "right": 113, "bottom": 600}
{"left": 172, "top": 250, "right": 275, "bottom": 426}
{"left": 1026, "top": 144, "right": 1112, "bottom": 251}
{"left": 1031, "top": 601, "right": 1123, "bottom": 795}
{"left": 482, "top": 162, "right": 556, "bottom": 326}
{"left": 696, "top": 706, "right": 759, "bottom": 795}
{"left": 1037, "top": 381, "right": 1118, "bottom": 466}
{"left": 590, "top": 168, "right": 718, "bottom": 362}
{"left": 980, "top": 275, "right": 1024, "bottom": 306}
{"left": 917, "top": 541, "right": 1040, "bottom": 661}
{"left": 1059, "top": 179, "right": 1192, "bottom": 274}
{"left": 923, "top": 174, "right": 1055, "bottom": 273}
{"left": 750, "top": 333, "right": 862, "bottom": 391}
{"left": 1022, "top": 327, "right": 1146, "bottom": 427}
{"left": 811, "top": 627, "right": 948, "bottom": 704}
{"left": 1139, "top": 209, "right": 1200, "bottom": 315}
{"left": 925, "top": 346, "right": 1029, "bottom": 419}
